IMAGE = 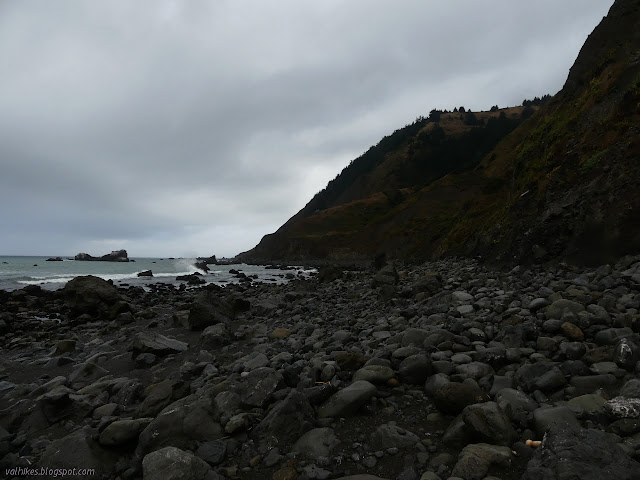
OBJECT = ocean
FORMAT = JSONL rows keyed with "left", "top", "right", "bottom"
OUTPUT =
{"left": 0, "top": 256, "right": 314, "bottom": 291}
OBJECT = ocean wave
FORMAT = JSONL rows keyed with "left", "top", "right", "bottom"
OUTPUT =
{"left": 16, "top": 270, "right": 211, "bottom": 285}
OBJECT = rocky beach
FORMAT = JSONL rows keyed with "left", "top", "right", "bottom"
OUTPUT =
{"left": 1, "top": 256, "right": 639, "bottom": 480}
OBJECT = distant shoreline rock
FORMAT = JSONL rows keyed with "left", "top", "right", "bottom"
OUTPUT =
{"left": 75, "top": 250, "right": 130, "bottom": 262}
{"left": 45, "top": 257, "right": 63, "bottom": 262}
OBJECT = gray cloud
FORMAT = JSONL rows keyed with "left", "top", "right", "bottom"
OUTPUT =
{"left": 0, "top": 0, "right": 612, "bottom": 257}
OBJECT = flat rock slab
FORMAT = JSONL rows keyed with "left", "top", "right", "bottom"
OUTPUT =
{"left": 132, "top": 332, "right": 188, "bottom": 355}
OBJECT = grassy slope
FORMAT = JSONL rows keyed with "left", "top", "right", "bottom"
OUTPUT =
{"left": 242, "top": 0, "right": 640, "bottom": 265}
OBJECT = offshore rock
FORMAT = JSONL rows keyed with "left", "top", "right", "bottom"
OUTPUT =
{"left": 75, "top": 249, "right": 130, "bottom": 262}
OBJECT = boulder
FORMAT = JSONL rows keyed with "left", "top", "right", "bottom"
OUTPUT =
{"left": 522, "top": 422, "right": 640, "bottom": 480}
{"left": 136, "top": 394, "right": 223, "bottom": 456}
{"left": 176, "top": 273, "right": 206, "bottom": 285}
{"left": 317, "top": 381, "right": 377, "bottom": 418}
{"left": 185, "top": 290, "right": 234, "bottom": 330}
{"left": 62, "top": 275, "right": 128, "bottom": 320}
{"left": 352, "top": 365, "right": 395, "bottom": 384}
{"left": 372, "top": 263, "right": 399, "bottom": 287}
{"left": 99, "top": 418, "right": 154, "bottom": 446}
{"left": 291, "top": 427, "right": 340, "bottom": 459}
{"left": 462, "top": 402, "right": 518, "bottom": 446}
{"left": 234, "top": 367, "right": 284, "bottom": 408}
{"left": 132, "top": 332, "right": 188, "bottom": 355}
{"left": 36, "top": 427, "right": 119, "bottom": 479}
{"left": 451, "top": 443, "right": 512, "bottom": 480}
{"left": 252, "top": 389, "right": 315, "bottom": 450}
{"left": 370, "top": 423, "right": 420, "bottom": 450}
{"left": 137, "top": 270, "right": 153, "bottom": 277}
{"left": 433, "top": 382, "right": 489, "bottom": 415}
{"left": 142, "top": 446, "right": 211, "bottom": 480}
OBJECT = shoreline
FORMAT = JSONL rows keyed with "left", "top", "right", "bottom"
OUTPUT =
{"left": 0, "top": 256, "right": 639, "bottom": 479}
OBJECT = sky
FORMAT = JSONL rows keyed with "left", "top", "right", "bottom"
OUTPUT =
{"left": 0, "top": 0, "right": 613, "bottom": 258}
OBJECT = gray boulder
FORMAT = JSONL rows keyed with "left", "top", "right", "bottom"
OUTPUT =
{"left": 234, "top": 367, "right": 284, "bottom": 408}
{"left": 252, "top": 389, "right": 315, "bottom": 450}
{"left": 99, "top": 418, "right": 153, "bottom": 446}
{"left": 142, "top": 446, "right": 211, "bottom": 480}
{"left": 132, "top": 332, "right": 188, "bottom": 355}
{"left": 36, "top": 427, "right": 119, "bottom": 479}
{"left": 451, "top": 443, "right": 512, "bottom": 480}
{"left": 317, "top": 380, "right": 377, "bottom": 418}
{"left": 533, "top": 406, "right": 579, "bottom": 436}
{"left": 185, "top": 290, "right": 234, "bottom": 330}
{"left": 62, "top": 275, "right": 129, "bottom": 320}
{"left": 370, "top": 423, "right": 420, "bottom": 450}
{"left": 137, "top": 394, "right": 223, "bottom": 456}
{"left": 433, "top": 382, "right": 489, "bottom": 415}
{"left": 292, "top": 427, "right": 340, "bottom": 459}
{"left": 462, "top": 402, "right": 518, "bottom": 446}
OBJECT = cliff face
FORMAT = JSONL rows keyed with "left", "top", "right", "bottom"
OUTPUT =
{"left": 241, "top": 0, "right": 640, "bottom": 265}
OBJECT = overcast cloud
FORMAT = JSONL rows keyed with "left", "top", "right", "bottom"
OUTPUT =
{"left": 0, "top": 0, "right": 612, "bottom": 257}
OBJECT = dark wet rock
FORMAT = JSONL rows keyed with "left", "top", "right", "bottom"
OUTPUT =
{"left": 370, "top": 423, "right": 420, "bottom": 450}
{"left": 608, "top": 418, "right": 640, "bottom": 436}
{"left": 317, "top": 380, "right": 377, "bottom": 418}
{"left": 515, "top": 362, "right": 563, "bottom": 393}
{"left": 454, "top": 362, "right": 494, "bottom": 381}
{"left": 135, "top": 352, "right": 157, "bottom": 368}
{"left": 594, "top": 327, "right": 635, "bottom": 345}
{"left": 184, "top": 290, "right": 233, "bottom": 330}
{"left": 99, "top": 417, "right": 153, "bottom": 446}
{"left": 620, "top": 378, "right": 640, "bottom": 398}
{"left": 36, "top": 427, "right": 119, "bottom": 479}
{"left": 533, "top": 406, "right": 579, "bottom": 436}
{"left": 200, "top": 323, "right": 230, "bottom": 348}
{"left": 398, "top": 354, "right": 431, "bottom": 385}
{"left": 522, "top": 422, "right": 640, "bottom": 480}
{"left": 353, "top": 365, "right": 395, "bottom": 384}
{"left": 372, "top": 262, "right": 399, "bottom": 287}
{"left": 195, "top": 440, "right": 227, "bottom": 466}
{"left": 135, "top": 379, "right": 188, "bottom": 418}
{"left": 291, "top": 427, "right": 340, "bottom": 459}
{"left": 62, "top": 275, "right": 129, "bottom": 321}
{"left": 176, "top": 273, "right": 206, "bottom": 285}
{"left": 570, "top": 374, "right": 617, "bottom": 393}
{"left": 433, "top": 382, "right": 489, "bottom": 415}
{"left": 410, "top": 272, "right": 442, "bottom": 296}
{"left": 451, "top": 443, "right": 512, "bottom": 480}
{"left": 252, "top": 389, "right": 315, "bottom": 450}
{"left": 137, "top": 270, "right": 153, "bottom": 277}
{"left": 462, "top": 402, "right": 518, "bottom": 446}
{"left": 567, "top": 393, "right": 607, "bottom": 416}
{"left": 546, "top": 299, "right": 585, "bottom": 319}
{"left": 234, "top": 367, "right": 284, "bottom": 408}
{"left": 317, "top": 264, "right": 343, "bottom": 283}
{"left": 495, "top": 388, "right": 538, "bottom": 427}
{"left": 132, "top": 332, "right": 188, "bottom": 355}
{"left": 136, "top": 394, "right": 223, "bottom": 456}
{"left": 142, "top": 446, "right": 211, "bottom": 480}
{"left": 442, "top": 414, "right": 473, "bottom": 448}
